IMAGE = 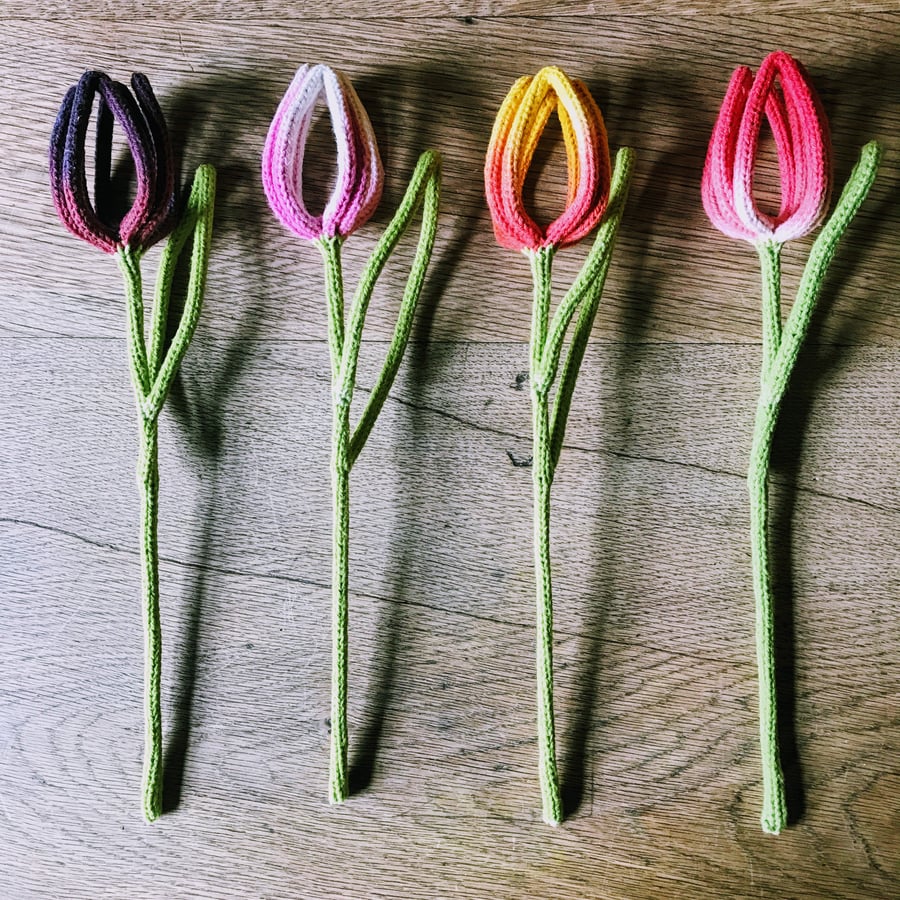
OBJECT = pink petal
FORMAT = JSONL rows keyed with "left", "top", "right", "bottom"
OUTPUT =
{"left": 702, "top": 66, "right": 761, "bottom": 241}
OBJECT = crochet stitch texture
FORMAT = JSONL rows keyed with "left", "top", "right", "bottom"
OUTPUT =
{"left": 50, "top": 71, "right": 177, "bottom": 253}
{"left": 49, "top": 70, "right": 216, "bottom": 823}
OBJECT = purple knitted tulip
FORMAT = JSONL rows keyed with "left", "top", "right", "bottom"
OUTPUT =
{"left": 49, "top": 70, "right": 176, "bottom": 253}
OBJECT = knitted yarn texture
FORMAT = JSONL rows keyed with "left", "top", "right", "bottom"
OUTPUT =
{"left": 49, "top": 71, "right": 217, "bottom": 822}
{"left": 50, "top": 71, "right": 177, "bottom": 253}
{"left": 485, "top": 66, "right": 635, "bottom": 825}
{"left": 702, "top": 50, "right": 881, "bottom": 835}
{"left": 263, "top": 64, "right": 442, "bottom": 805}
{"left": 262, "top": 64, "right": 383, "bottom": 242}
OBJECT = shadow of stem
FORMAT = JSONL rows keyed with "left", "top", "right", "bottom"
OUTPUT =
{"left": 559, "top": 66, "right": 709, "bottom": 817}
{"left": 156, "top": 73, "right": 276, "bottom": 813}
{"left": 347, "top": 60, "right": 486, "bottom": 794}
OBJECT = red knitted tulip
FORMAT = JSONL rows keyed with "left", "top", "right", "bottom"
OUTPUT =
{"left": 701, "top": 50, "right": 882, "bottom": 837}
{"left": 702, "top": 51, "right": 832, "bottom": 243}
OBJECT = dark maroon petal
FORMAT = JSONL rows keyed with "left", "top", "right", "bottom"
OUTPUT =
{"left": 93, "top": 89, "right": 114, "bottom": 228}
{"left": 48, "top": 85, "right": 85, "bottom": 240}
{"left": 61, "top": 71, "right": 118, "bottom": 252}
{"left": 96, "top": 77, "right": 156, "bottom": 247}
{"left": 130, "top": 72, "right": 176, "bottom": 248}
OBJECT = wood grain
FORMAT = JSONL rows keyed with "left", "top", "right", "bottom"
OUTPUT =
{"left": 1, "top": 8, "right": 899, "bottom": 900}
{"left": 2, "top": 15, "right": 899, "bottom": 343}
{"left": 5, "top": 2, "right": 900, "bottom": 20}
{"left": 2, "top": 339, "right": 898, "bottom": 898}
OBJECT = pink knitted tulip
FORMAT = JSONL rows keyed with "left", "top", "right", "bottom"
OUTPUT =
{"left": 702, "top": 51, "right": 832, "bottom": 243}
{"left": 262, "top": 64, "right": 383, "bottom": 241}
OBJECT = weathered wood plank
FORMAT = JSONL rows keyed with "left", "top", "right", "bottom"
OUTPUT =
{"left": 1, "top": 15, "right": 898, "bottom": 342}
{"left": 3, "top": 2, "right": 898, "bottom": 20}
{"left": 3, "top": 10, "right": 899, "bottom": 899}
{"left": 1, "top": 339, "right": 897, "bottom": 898}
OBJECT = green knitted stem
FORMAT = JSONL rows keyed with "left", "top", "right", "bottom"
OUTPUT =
{"left": 320, "top": 236, "right": 346, "bottom": 382}
{"left": 330, "top": 398, "right": 351, "bottom": 804}
{"left": 337, "top": 150, "right": 442, "bottom": 413}
{"left": 750, "top": 239, "right": 785, "bottom": 835}
{"left": 120, "top": 247, "right": 152, "bottom": 398}
{"left": 747, "top": 142, "right": 880, "bottom": 836}
{"left": 317, "top": 151, "right": 442, "bottom": 805}
{"left": 766, "top": 142, "right": 882, "bottom": 405}
{"left": 138, "top": 415, "right": 162, "bottom": 821}
{"left": 758, "top": 241, "right": 782, "bottom": 378}
{"left": 529, "top": 246, "right": 562, "bottom": 825}
{"left": 747, "top": 334, "right": 784, "bottom": 834}
{"left": 548, "top": 148, "right": 635, "bottom": 467}
{"left": 146, "top": 164, "right": 217, "bottom": 413}
{"left": 115, "top": 164, "right": 217, "bottom": 822}
{"left": 349, "top": 151, "right": 442, "bottom": 465}
{"left": 319, "top": 235, "right": 351, "bottom": 803}
{"left": 524, "top": 148, "right": 635, "bottom": 826}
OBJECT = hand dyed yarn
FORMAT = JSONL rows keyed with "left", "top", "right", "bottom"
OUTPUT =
{"left": 262, "top": 64, "right": 383, "bottom": 242}
{"left": 263, "top": 64, "right": 441, "bottom": 805}
{"left": 485, "top": 66, "right": 635, "bottom": 825}
{"left": 49, "top": 71, "right": 216, "bottom": 822}
{"left": 702, "top": 50, "right": 881, "bottom": 835}
{"left": 50, "top": 72, "right": 177, "bottom": 253}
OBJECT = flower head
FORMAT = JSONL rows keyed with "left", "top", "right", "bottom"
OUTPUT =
{"left": 702, "top": 51, "right": 832, "bottom": 243}
{"left": 262, "top": 64, "right": 383, "bottom": 242}
{"left": 485, "top": 66, "right": 611, "bottom": 252}
{"left": 49, "top": 70, "right": 176, "bottom": 253}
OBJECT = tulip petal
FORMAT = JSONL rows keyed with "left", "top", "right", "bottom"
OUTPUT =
{"left": 703, "top": 52, "right": 833, "bottom": 245}
{"left": 49, "top": 84, "right": 111, "bottom": 250}
{"left": 338, "top": 74, "right": 383, "bottom": 234}
{"left": 485, "top": 66, "right": 610, "bottom": 251}
{"left": 95, "top": 77, "right": 157, "bottom": 248}
{"left": 262, "top": 64, "right": 324, "bottom": 240}
{"left": 546, "top": 76, "right": 610, "bottom": 247}
{"left": 538, "top": 68, "right": 601, "bottom": 246}
{"left": 764, "top": 88, "right": 797, "bottom": 221}
{"left": 131, "top": 73, "right": 177, "bottom": 248}
{"left": 499, "top": 74, "right": 547, "bottom": 249}
{"left": 263, "top": 64, "right": 383, "bottom": 242}
{"left": 320, "top": 66, "right": 360, "bottom": 234}
{"left": 322, "top": 68, "right": 383, "bottom": 238}
{"left": 732, "top": 60, "right": 779, "bottom": 236}
{"left": 50, "top": 70, "right": 178, "bottom": 254}
{"left": 484, "top": 75, "right": 538, "bottom": 250}
{"left": 701, "top": 65, "right": 761, "bottom": 241}
{"left": 768, "top": 54, "right": 831, "bottom": 241}
{"left": 59, "top": 72, "right": 119, "bottom": 252}
{"left": 733, "top": 51, "right": 831, "bottom": 242}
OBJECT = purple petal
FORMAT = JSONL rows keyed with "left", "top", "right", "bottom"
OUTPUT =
{"left": 48, "top": 85, "right": 92, "bottom": 243}
{"left": 61, "top": 71, "right": 118, "bottom": 252}
{"left": 130, "top": 72, "right": 176, "bottom": 248}
{"left": 96, "top": 77, "right": 156, "bottom": 247}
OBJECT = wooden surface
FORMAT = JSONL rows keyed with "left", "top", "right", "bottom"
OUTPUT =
{"left": 1, "top": 8, "right": 899, "bottom": 900}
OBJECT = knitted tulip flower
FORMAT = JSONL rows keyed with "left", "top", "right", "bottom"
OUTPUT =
{"left": 262, "top": 64, "right": 441, "bottom": 804}
{"left": 485, "top": 66, "right": 635, "bottom": 824}
{"left": 702, "top": 50, "right": 881, "bottom": 835}
{"left": 49, "top": 70, "right": 216, "bottom": 822}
